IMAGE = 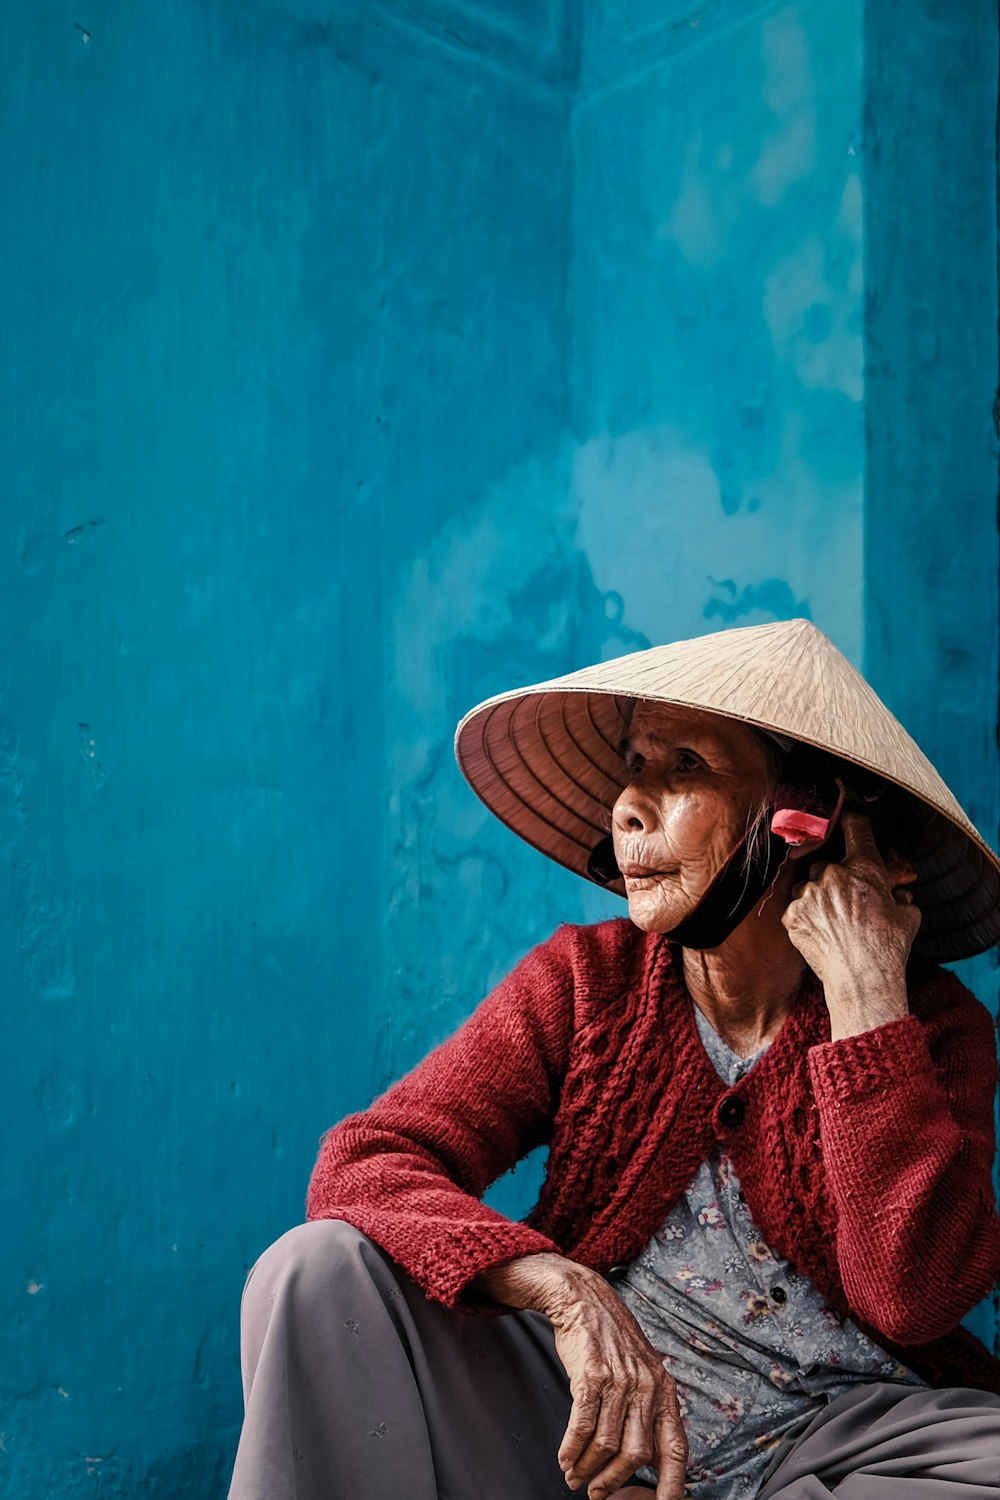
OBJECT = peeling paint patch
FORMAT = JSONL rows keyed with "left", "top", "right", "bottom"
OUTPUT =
{"left": 763, "top": 229, "right": 863, "bottom": 400}
{"left": 20, "top": 517, "right": 105, "bottom": 572}
{"left": 18, "top": 865, "right": 77, "bottom": 1001}
{"left": 26, "top": 1280, "right": 43, "bottom": 1295}
{"left": 0, "top": 725, "right": 26, "bottom": 854}
{"left": 571, "top": 425, "right": 860, "bottom": 659}
{"left": 704, "top": 578, "right": 811, "bottom": 624}
{"left": 751, "top": 10, "right": 817, "bottom": 205}
{"left": 64, "top": 519, "right": 104, "bottom": 542}
{"left": 37, "top": 1069, "right": 79, "bottom": 1132}
{"left": 76, "top": 722, "right": 107, "bottom": 789}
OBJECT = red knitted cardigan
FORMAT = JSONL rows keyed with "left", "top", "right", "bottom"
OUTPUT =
{"left": 306, "top": 917, "right": 1000, "bottom": 1395}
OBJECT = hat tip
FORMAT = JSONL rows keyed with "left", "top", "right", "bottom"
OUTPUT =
{"left": 719, "top": 615, "right": 823, "bottom": 644}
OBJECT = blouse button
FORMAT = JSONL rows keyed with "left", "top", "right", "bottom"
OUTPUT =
{"left": 717, "top": 1095, "right": 746, "bottom": 1128}
{"left": 771, "top": 1286, "right": 788, "bottom": 1304}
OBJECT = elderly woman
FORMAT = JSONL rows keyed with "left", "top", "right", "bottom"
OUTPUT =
{"left": 227, "top": 620, "right": 1000, "bottom": 1500}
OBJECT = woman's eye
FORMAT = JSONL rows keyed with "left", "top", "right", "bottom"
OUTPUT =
{"left": 676, "top": 751, "right": 700, "bottom": 773}
{"left": 625, "top": 757, "right": 644, "bottom": 778}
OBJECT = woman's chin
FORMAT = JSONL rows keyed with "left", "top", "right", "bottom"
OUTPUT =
{"left": 625, "top": 887, "right": 692, "bottom": 934}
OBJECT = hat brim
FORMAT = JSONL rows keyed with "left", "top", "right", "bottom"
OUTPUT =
{"left": 455, "top": 685, "right": 1000, "bottom": 964}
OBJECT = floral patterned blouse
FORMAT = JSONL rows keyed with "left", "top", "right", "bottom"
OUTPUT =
{"left": 613, "top": 1004, "right": 927, "bottom": 1498}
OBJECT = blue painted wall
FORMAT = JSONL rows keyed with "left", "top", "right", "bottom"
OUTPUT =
{"left": 2, "top": 2, "right": 996, "bottom": 1494}
{"left": 1, "top": 4, "right": 576, "bottom": 1493}
{"left": 570, "top": 0, "right": 866, "bottom": 669}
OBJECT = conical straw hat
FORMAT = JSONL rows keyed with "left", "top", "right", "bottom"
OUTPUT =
{"left": 453, "top": 618, "right": 1000, "bottom": 963}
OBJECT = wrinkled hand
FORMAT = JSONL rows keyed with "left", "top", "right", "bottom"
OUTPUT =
{"left": 780, "top": 811, "right": 920, "bottom": 1037}
{"left": 549, "top": 1272, "right": 687, "bottom": 1500}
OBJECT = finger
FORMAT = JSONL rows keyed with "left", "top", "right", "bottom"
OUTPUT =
{"left": 840, "top": 809, "right": 884, "bottom": 868}
{"left": 566, "top": 1389, "right": 626, "bottom": 1490}
{"left": 652, "top": 1398, "right": 688, "bottom": 1500}
{"left": 584, "top": 1396, "right": 654, "bottom": 1499}
{"left": 558, "top": 1389, "right": 602, "bottom": 1478}
{"left": 807, "top": 860, "right": 829, "bottom": 882}
{"left": 885, "top": 848, "right": 919, "bottom": 887}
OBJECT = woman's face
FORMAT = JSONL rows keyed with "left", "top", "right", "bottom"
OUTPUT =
{"left": 611, "top": 702, "right": 777, "bottom": 933}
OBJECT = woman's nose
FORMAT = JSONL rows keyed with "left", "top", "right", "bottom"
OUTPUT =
{"left": 613, "top": 784, "right": 654, "bottom": 834}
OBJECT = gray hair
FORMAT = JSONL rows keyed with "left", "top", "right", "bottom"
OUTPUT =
{"left": 740, "top": 727, "right": 790, "bottom": 873}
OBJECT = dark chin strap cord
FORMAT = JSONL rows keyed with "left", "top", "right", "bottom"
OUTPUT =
{"left": 663, "top": 823, "right": 788, "bottom": 949}
{"left": 586, "top": 820, "right": 789, "bottom": 951}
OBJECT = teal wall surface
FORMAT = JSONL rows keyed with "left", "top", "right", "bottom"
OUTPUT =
{"left": 2, "top": 4, "right": 575, "bottom": 1494}
{"left": 2, "top": 1, "right": 997, "bottom": 1495}
{"left": 570, "top": 0, "right": 866, "bottom": 686}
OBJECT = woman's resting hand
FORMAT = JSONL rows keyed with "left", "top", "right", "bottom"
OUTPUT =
{"left": 472, "top": 1254, "right": 687, "bottom": 1500}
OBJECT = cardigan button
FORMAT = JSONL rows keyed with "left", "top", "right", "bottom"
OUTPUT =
{"left": 717, "top": 1095, "right": 746, "bottom": 1129}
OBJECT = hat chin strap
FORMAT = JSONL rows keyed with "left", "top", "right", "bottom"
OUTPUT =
{"left": 587, "top": 821, "right": 788, "bottom": 951}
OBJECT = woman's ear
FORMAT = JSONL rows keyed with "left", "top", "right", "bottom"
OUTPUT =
{"left": 771, "top": 774, "right": 847, "bottom": 855}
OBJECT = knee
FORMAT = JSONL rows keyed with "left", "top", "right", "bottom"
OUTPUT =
{"left": 242, "top": 1219, "right": 378, "bottom": 1322}
{"left": 259, "top": 1217, "right": 371, "bottom": 1270}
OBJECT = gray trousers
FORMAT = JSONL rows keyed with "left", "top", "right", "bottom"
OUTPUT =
{"left": 226, "top": 1221, "right": 1000, "bottom": 1499}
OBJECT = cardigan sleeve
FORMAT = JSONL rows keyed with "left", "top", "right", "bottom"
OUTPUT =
{"left": 305, "top": 924, "right": 578, "bottom": 1312}
{"left": 807, "top": 968, "right": 1000, "bottom": 1344}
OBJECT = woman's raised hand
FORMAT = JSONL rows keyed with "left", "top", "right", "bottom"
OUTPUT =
{"left": 548, "top": 1267, "right": 687, "bottom": 1500}
{"left": 780, "top": 809, "right": 921, "bottom": 980}
{"left": 780, "top": 809, "right": 920, "bottom": 1039}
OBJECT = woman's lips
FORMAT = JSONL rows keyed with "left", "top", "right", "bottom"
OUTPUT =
{"left": 619, "top": 862, "right": 671, "bottom": 879}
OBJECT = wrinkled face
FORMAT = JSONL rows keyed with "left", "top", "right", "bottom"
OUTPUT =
{"left": 612, "top": 701, "right": 777, "bottom": 933}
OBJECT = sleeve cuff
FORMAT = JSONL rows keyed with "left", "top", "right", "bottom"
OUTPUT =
{"left": 409, "top": 1220, "right": 565, "bottom": 1313}
{"left": 807, "top": 1012, "right": 935, "bottom": 1105}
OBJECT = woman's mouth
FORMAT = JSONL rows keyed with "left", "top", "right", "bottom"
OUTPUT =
{"left": 619, "top": 862, "right": 671, "bottom": 879}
